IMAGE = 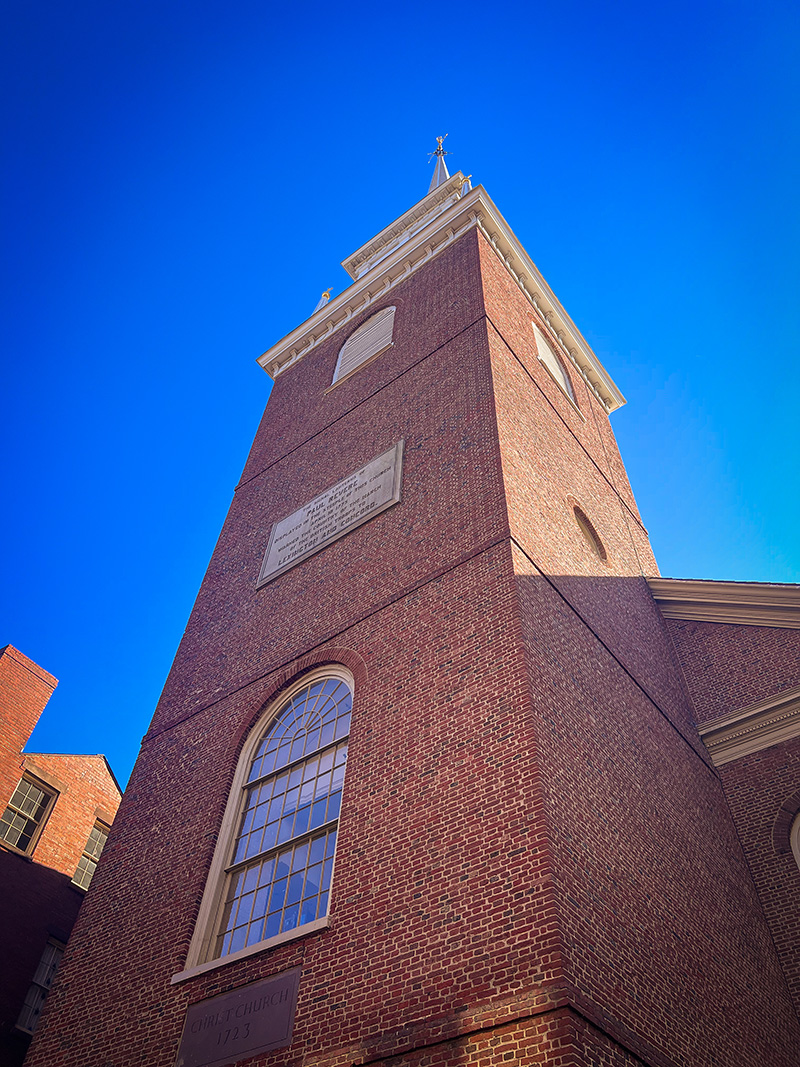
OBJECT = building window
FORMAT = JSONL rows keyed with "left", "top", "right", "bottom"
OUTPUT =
{"left": 16, "top": 938, "right": 65, "bottom": 1034}
{"left": 209, "top": 671, "right": 352, "bottom": 962}
{"left": 72, "top": 822, "right": 110, "bottom": 890}
{"left": 533, "top": 323, "right": 577, "bottom": 405}
{"left": 0, "top": 776, "right": 57, "bottom": 854}
{"left": 791, "top": 813, "right": 800, "bottom": 872}
{"left": 331, "top": 306, "right": 395, "bottom": 385}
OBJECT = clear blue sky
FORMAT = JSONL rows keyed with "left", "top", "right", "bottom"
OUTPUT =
{"left": 3, "top": 0, "right": 798, "bottom": 786}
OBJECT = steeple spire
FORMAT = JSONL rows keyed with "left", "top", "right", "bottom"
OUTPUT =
{"left": 427, "top": 134, "right": 450, "bottom": 193}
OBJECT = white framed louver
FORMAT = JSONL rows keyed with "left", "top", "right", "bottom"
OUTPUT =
{"left": 331, "top": 306, "right": 396, "bottom": 385}
{"left": 533, "top": 323, "right": 577, "bottom": 405}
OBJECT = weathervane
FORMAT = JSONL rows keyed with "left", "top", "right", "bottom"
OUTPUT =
{"left": 428, "top": 134, "right": 449, "bottom": 164}
{"left": 427, "top": 135, "right": 452, "bottom": 193}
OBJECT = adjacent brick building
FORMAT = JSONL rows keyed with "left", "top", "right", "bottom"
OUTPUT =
{"left": 25, "top": 163, "right": 800, "bottom": 1066}
{"left": 0, "top": 645, "right": 121, "bottom": 1067}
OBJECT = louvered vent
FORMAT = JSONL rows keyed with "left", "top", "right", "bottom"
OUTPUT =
{"left": 533, "top": 324, "right": 577, "bottom": 405}
{"left": 332, "top": 306, "right": 396, "bottom": 385}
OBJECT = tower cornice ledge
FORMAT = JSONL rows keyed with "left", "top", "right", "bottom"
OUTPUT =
{"left": 648, "top": 577, "right": 800, "bottom": 629}
{"left": 698, "top": 684, "right": 800, "bottom": 765}
{"left": 258, "top": 185, "right": 625, "bottom": 413}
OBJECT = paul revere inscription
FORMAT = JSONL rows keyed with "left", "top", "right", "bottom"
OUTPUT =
{"left": 257, "top": 441, "right": 404, "bottom": 586}
{"left": 175, "top": 968, "right": 301, "bottom": 1067}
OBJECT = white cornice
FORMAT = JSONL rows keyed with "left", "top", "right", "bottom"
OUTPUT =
{"left": 342, "top": 173, "right": 467, "bottom": 280}
{"left": 257, "top": 186, "right": 625, "bottom": 413}
{"left": 699, "top": 685, "right": 800, "bottom": 765}
{"left": 648, "top": 577, "right": 800, "bottom": 629}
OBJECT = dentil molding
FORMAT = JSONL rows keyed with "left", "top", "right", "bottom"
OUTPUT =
{"left": 699, "top": 684, "right": 800, "bottom": 765}
{"left": 648, "top": 577, "right": 800, "bottom": 629}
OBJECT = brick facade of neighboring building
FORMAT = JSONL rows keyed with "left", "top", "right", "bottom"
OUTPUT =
{"left": 24, "top": 174, "right": 800, "bottom": 1066}
{"left": 0, "top": 645, "right": 121, "bottom": 1067}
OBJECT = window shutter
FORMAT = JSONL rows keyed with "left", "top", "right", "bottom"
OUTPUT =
{"left": 533, "top": 324, "right": 576, "bottom": 404}
{"left": 332, "top": 306, "right": 395, "bottom": 384}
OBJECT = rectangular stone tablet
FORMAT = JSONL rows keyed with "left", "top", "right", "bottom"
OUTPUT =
{"left": 175, "top": 968, "right": 301, "bottom": 1067}
{"left": 257, "top": 441, "right": 404, "bottom": 585}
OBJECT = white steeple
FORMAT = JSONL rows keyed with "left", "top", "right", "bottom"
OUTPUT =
{"left": 427, "top": 135, "right": 450, "bottom": 192}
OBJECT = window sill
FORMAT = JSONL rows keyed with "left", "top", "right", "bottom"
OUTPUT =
{"left": 0, "top": 841, "right": 34, "bottom": 861}
{"left": 170, "top": 916, "right": 330, "bottom": 985}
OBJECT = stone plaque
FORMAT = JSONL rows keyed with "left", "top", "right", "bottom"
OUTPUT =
{"left": 257, "top": 441, "right": 404, "bottom": 586}
{"left": 175, "top": 968, "right": 301, "bottom": 1067}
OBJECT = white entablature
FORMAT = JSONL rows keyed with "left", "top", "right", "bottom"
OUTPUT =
{"left": 342, "top": 172, "right": 467, "bottom": 281}
{"left": 258, "top": 179, "right": 626, "bottom": 413}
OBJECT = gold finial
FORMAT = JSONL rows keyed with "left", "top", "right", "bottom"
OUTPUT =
{"left": 312, "top": 288, "right": 333, "bottom": 314}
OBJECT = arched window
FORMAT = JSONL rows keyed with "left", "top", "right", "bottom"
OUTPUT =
{"left": 792, "top": 812, "right": 800, "bottom": 873}
{"left": 533, "top": 323, "right": 577, "bottom": 405}
{"left": 185, "top": 670, "right": 352, "bottom": 971}
{"left": 331, "top": 306, "right": 395, "bottom": 385}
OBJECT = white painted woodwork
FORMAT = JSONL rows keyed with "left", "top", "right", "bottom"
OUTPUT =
{"left": 331, "top": 306, "right": 395, "bottom": 385}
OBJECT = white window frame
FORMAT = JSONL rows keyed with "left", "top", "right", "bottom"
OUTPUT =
{"left": 791, "top": 813, "right": 800, "bottom": 873}
{"left": 0, "top": 774, "right": 58, "bottom": 856}
{"left": 72, "top": 821, "right": 110, "bottom": 890}
{"left": 175, "top": 666, "right": 353, "bottom": 982}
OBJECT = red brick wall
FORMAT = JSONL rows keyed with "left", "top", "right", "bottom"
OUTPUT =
{"left": 0, "top": 647, "right": 57, "bottom": 812}
{"left": 665, "top": 617, "right": 800, "bottom": 725}
{"left": 14, "top": 753, "right": 121, "bottom": 877}
{"left": 509, "top": 552, "right": 798, "bottom": 1065}
{"left": 665, "top": 614, "right": 800, "bottom": 1017}
{"left": 479, "top": 237, "right": 700, "bottom": 747}
{"left": 25, "top": 227, "right": 800, "bottom": 1067}
{"left": 480, "top": 231, "right": 799, "bottom": 1062}
{"left": 716, "top": 739, "right": 800, "bottom": 1016}
{"left": 0, "top": 647, "right": 121, "bottom": 1067}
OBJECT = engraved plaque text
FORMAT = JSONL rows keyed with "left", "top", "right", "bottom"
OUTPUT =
{"left": 257, "top": 442, "right": 404, "bottom": 586}
{"left": 175, "top": 968, "right": 301, "bottom": 1067}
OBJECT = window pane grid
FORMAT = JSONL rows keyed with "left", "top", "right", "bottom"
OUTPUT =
{"left": 216, "top": 827, "right": 337, "bottom": 957}
{"left": 233, "top": 740, "right": 347, "bottom": 865}
{"left": 72, "top": 823, "right": 109, "bottom": 890}
{"left": 215, "top": 678, "right": 350, "bottom": 960}
{"left": 0, "top": 778, "right": 54, "bottom": 852}
{"left": 248, "top": 680, "right": 350, "bottom": 783}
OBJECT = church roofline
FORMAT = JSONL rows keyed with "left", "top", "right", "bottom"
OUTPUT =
{"left": 648, "top": 576, "right": 800, "bottom": 629}
{"left": 258, "top": 183, "right": 626, "bottom": 413}
{"left": 341, "top": 172, "right": 467, "bottom": 281}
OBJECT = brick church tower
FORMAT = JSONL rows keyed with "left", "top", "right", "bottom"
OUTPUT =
{"left": 26, "top": 148, "right": 800, "bottom": 1066}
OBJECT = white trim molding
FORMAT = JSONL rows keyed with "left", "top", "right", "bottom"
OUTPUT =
{"left": 171, "top": 917, "right": 330, "bottom": 985}
{"left": 791, "top": 813, "right": 800, "bottom": 872}
{"left": 341, "top": 174, "right": 467, "bottom": 281}
{"left": 648, "top": 577, "right": 800, "bottom": 629}
{"left": 257, "top": 182, "right": 625, "bottom": 413}
{"left": 699, "top": 684, "right": 800, "bottom": 766}
{"left": 179, "top": 666, "right": 354, "bottom": 978}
